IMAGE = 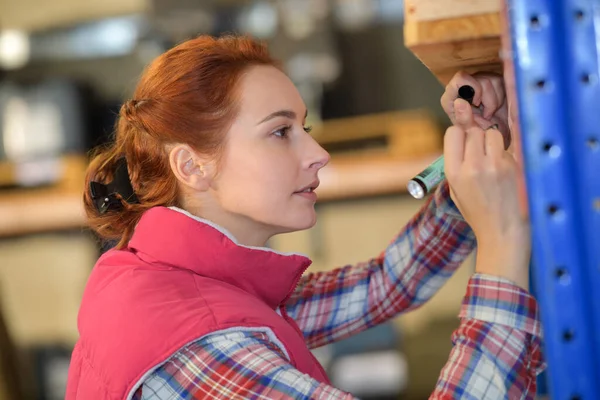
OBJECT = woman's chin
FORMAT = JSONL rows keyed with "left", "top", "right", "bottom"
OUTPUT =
{"left": 280, "top": 211, "right": 318, "bottom": 233}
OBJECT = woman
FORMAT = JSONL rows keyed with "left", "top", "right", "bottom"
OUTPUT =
{"left": 65, "top": 35, "right": 544, "bottom": 399}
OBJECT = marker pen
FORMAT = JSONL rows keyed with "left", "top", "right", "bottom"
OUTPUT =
{"left": 407, "top": 85, "right": 475, "bottom": 199}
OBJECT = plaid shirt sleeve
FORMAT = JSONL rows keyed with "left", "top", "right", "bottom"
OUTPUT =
{"left": 285, "top": 181, "right": 477, "bottom": 348}
{"left": 134, "top": 275, "right": 544, "bottom": 400}
{"left": 433, "top": 274, "right": 546, "bottom": 399}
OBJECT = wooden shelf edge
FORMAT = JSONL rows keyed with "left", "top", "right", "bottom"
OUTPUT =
{"left": 0, "top": 152, "right": 442, "bottom": 236}
{"left": 404, "top": 0, "right": 501, "bottom": 24}
{"left": 0, "top": 188, "right": 86, "bottom": 238}
{"left": 404, "top": 9, "right": 503, "bottom": 85}
{"left": 404, "top": 12, "right": 502, "bottom": 47}
{"left": 0, "top": 155, "right": 88, "bottom": 237}
{"left": 317, "top": 154, "right": 440, "bottom": 202}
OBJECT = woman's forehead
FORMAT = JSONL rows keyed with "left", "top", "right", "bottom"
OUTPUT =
{"left": 237, "top": 66, "right": 304, "bottom": 115}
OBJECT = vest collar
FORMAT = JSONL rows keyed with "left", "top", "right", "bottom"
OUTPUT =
{"left": 127, "top": 206, "right": 312, "bottom": 309}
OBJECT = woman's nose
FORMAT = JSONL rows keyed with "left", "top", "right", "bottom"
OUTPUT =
{"left": 305, "top": 137, "right": 331, "bottom": 170}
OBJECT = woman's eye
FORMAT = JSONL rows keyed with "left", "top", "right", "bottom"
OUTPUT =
{"left": 273, "top": 126, "right": 291, "bottom": 139}
{"left": 272, "top": 124, "right": 312, "bottom": 139}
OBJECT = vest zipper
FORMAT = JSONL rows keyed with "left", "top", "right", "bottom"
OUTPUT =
{"left": 279, "top": 258, "right": 311, "bottom": 340}
{"left": 278, "top": 260, "right": 332, "bottom": 384}
{"left": 281, "top": 259, "right": 312, "bottom": 307}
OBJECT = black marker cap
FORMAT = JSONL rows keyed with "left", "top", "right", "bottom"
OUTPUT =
{"left": 458, "top": 85, "right": 475, "bottom": 104}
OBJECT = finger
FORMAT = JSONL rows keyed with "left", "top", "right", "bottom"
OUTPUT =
{"left": 485, "top": 126, "right": 505, "bottom": 160}
{"left": 454, "top": 98, "right": 479, "bottom": 130}
{"left": 479, "top": 78, "right": 499, "bottom": 120}
{"left": 489, "top": 76, "right": 506, "bottom": 110}
{"left": 464, "top": 124, "right": 486, "bottom": 162}
{"left": 441, "top": 71, "right": 484, "bottom": 119}
{"left": 444, "top": 125, "right": 466, "bottom": 178}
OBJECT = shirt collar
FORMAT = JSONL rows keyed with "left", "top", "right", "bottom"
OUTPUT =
{"left": 127, "top": 206, "right": 312, "bottom": 309}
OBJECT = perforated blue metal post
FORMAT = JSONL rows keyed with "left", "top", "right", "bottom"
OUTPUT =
{"left": 506, "top": 0, "right": 600, "bottom": 397}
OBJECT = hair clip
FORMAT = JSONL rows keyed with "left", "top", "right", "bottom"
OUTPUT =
{"left": 89, "top": 158, "right": 139, "bottom": 214}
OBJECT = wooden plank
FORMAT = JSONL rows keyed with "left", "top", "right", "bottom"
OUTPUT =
{"left": 317, "top": 153, "right": 440, "bottom": 202}
{"left": 404, "top": 5, "right": 503, "bottom": 85}
{"left": 0, "top": 152, "right": 441, "bottom": 236}
{"left": 0, "top": 187, "right": 85, "bottom": 238}
{"left": 0, "top": 155, "right": 87, "bottom": 237}
{"left": 0, "top": 154, "right": 442, "bottom": 234}
{"left": 0, "top": 155, "right": 86, "bottom": 191}
{"left": 312, "top": 110, "right": 443, "bottom": 202}
{"left": 0, "top": 164, "right": 15, "bottom": 189}
{"left": 313, "top": 110, "right": 442, "bottom": 160}
{"left": 405, "top": 0, "right": 500, "bottom": 22}
{"left": 404, "top": 12, "right": 501, "bottom": 46}
{"left": 0, "top": 0, "right": 148, "bottom": 32}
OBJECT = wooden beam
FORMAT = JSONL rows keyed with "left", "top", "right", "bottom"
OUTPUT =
{"left": 312, "top": 110, "right": 442, "bottom": 160}
{"left": 313, "top": 110, "right": 443, "bottom": 202}
{"left": 317, "top": 153, "right": 440, "bottom": 202}
{"left": 0, "top": 152, "right": 442, "bottom": 237}
{"left": 404, "top": 1, "right": 503, "bottom": 85}
{"left": 405, "top": 0, "right": 501, "bottom": 22}
{"left": 0, "top": 0, "right": 148, "bottom": 32}
{"left": 0, "top": 187, "right": 86, "bottom": 238}
{"left": 0, "top": 156, "right": 87, "bottom": 238}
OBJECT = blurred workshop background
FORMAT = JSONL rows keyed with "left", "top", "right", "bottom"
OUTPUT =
{"left": 0, "top": 0, "right": 482, "bottom": 399}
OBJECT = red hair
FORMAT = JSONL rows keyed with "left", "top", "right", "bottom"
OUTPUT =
{"left": 84, "top": 35, "right": 278, "bottom": 248}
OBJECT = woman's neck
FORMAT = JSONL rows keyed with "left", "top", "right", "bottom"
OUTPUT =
{"left": 175, "top": 202, "right": 274, "bottom": 248}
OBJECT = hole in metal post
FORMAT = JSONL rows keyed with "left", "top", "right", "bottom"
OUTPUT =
{"left": 575, "top": 10, "right": 585, "bottom": 20}
{"left": 555, "top": 268, "right": 571, "bottom": 284}
{"left": 530, "top": 15, "right": 541, "bottom": 28}
{"left": 582, "top": 74, "right": 591, "bottom": 84}
{"left": 535, "top": 79, "right": 547, "bottom": 89}
{"left": 542, "top": 142, "right": 561, "bottom": 157}
{"left": 593, "top": 198, "right": 600, "bottom": 212}
{"left": 563, "top": 329, "right": 575, "bottom": 342}
{"left": 548, "top": 204, "right": 560, "bottom": 216}
{"left": 587, "top": 137, "right": 599, "bottom": 150}
{"left": 571, "top": 395, "right": 582, "bottom": 400}
{"left": 581, "top": 73, "right": 596, "bottom": 85}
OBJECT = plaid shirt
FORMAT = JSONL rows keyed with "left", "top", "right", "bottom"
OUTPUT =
{"left": 133, "top": 182, "right": 545, "bottom": 399}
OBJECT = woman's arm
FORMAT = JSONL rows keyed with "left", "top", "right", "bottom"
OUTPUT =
{"left": 285, "top": 70, "right": 513, "bottom": 349}
{"left": 284, "top": 181, "right": 476, "bottom": 349}
{"left": 135, "top": 330, "right": 357, "bottom": 399}
{"left": 433, "top": 275, "right": 545, "bottom": 399}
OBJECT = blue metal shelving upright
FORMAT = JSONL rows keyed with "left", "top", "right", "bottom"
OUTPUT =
{"left": 506, "top": 0, "right": 600, "bottom": 397}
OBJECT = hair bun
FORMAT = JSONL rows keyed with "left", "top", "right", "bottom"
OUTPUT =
{"left": 122, "top": 99, "right": 139, "bottom": 123}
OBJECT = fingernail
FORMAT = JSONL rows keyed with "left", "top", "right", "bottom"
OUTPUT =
{"left": 487, "top": 124, "right": 499, "bottom": 130}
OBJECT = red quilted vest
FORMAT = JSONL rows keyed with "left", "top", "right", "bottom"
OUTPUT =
{"left": 65, "top": 206, "right": 329, "bottom": 399}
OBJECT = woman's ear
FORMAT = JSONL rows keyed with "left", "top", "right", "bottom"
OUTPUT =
{"left": 168, "top": 144, "right": 215, "bottom": 191}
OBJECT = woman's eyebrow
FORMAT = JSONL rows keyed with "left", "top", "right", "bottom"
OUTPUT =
{"left": 257, "top": 109, "right": 308, "bottom": 125}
